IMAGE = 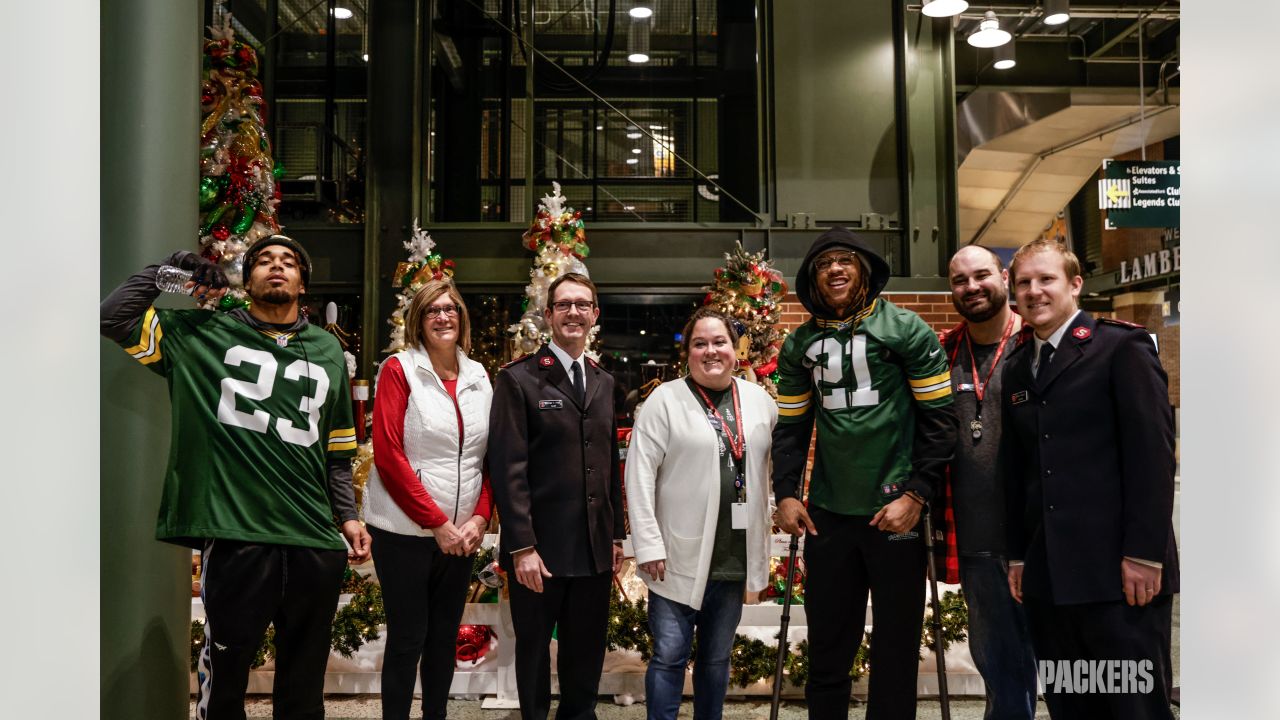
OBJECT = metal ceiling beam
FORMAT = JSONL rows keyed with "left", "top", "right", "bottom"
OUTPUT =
{"left": 1088, "top": 2, "right": 1168, "bottom": 59}
{"left": 912, "top": 3, "right": 1180, "bottom": 20}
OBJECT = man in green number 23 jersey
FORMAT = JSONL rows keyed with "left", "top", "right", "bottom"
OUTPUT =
{"left": 771, "top": 227, "right": 958, "bottom": 719}
{"left": 101, "top": 235, "right": 371, "bottom": 720}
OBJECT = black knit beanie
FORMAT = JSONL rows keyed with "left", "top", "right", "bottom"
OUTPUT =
{"left": 242, "top": 234, "right": 312, "bottom": 287}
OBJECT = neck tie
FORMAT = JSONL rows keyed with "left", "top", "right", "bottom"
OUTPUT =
{"left": 571, "top": 360, "right": 585, "bottom": 403}
{"left": 1036, "top": 342, "right": 1054, "bottom": 384}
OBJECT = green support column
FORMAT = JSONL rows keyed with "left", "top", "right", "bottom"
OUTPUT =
{"left": 905, "top": 9, "right": 959, "bottom": 278}
{"left": 363, "top": 0, "right": 421, "bottom": 374}
{"left": 100, "top": 1, "right": 200, "bottom": 717}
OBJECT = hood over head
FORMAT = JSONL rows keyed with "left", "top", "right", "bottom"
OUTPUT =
{"left": 794, "top": 226, "right": 891, "bottom": 320}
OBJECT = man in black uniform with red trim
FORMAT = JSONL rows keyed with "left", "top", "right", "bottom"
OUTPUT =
{"left": 488, "top": 272, "right": 625, "bottom": 720}
{"left": 1002, "top": 239, "right": 1178, "bottom": 720}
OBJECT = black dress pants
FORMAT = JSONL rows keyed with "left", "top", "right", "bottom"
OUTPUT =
{"left": 803, "top": 506, "right": 926, "bottom": 720}
{"left": 1024, "top": 594, "right": 1175, "bottom": 720}
{"left": 195, "top": 539, "right": 347, "bottom": 720}
{"left": 368, "top": 525, "right": 475, "bottom": 720}
{"left": 508, "top": 571, "right": 612, "bottom": 720}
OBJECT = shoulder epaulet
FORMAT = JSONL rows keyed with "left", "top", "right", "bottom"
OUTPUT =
{"left": 501, "top": 353, "right": 532, "bottom": 369}
{"left": 1098, "top": 317, "right": 1146, "bottom": 330}
{"left": 1014, "top": 323, "right": 1035, "bottom": 347}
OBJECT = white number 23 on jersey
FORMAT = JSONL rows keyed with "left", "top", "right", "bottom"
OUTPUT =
{"left": 217, "top": 345, "right": 329, "bottom": 447}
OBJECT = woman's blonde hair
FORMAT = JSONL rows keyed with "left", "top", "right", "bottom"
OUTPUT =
{"left": 404, "top": 279, "right": 471, "bottom": 354}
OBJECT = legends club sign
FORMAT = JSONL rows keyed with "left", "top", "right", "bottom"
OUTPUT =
{"left": 1098, "top": 159, "right": 1180, "bottom": 229}
{"left": 1117, "top": 246, "right": 1180, "bottom": 284}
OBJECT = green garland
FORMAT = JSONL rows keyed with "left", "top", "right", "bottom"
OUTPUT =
{"left": 602, "top": 589, "right": 970, "bottom": 688}
{"left": 191, "top": 572, "right": 971, "bottom": 684}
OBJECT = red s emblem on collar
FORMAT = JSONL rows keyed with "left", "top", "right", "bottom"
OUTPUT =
{"left": 1073, "top": 327, "right": 1091, "bottom": 340}
{"left": 539, "top": 356, "right": 555, "bottom": 367}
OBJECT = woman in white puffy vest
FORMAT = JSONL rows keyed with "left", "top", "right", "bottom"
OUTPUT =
{"left": 365, "top": 278, "right": 493, "bottom": 720}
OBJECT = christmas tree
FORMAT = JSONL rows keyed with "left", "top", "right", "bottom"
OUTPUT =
{"left": 703, "top": 243, "right": 788, "bottom": 397}
{"left": 385, "top": 219, "right": 456, "bottom": 353}
{"left": 197, "top": 11, "right": 284, "bottom": 309}
{"left": 508, "top": 182, "right": 597, "bottom": 357}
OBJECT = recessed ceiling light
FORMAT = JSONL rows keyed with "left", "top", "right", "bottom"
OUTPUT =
{"left": 629, "top": 7, "right": 653, "bottom": 20}
{"left": 649, "top": 124, "right": 664, "bottom": 130}
{"left": 626, "top": 158, "right": 639, "bottom": 164}
{"left": 596, "top": 125, "right": 604, "bottom": 131}
{"left": 627, "top": 132, "right": 642, "bottom": 139}
{"left": 624, "top": 205, "right": 636, "bottom": 210}
{"left": 332, "top": 7, "right": 353, "bottom": 20}
{"left": 639, "top": 329, "right": 647, "bottom": 335}
{"left": 631, "top": 148, "right": 642, "bottom": 154}
{"left": 362, "top": 53, "right": 369, "bottom": 62}
{"left": 628, "top": 53, "right": 650, "bottom": 63}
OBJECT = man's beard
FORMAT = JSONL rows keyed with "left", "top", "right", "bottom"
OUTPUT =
{"left": 819, "top": 280, "right": 864, "bottom": 317}
{"left": 251, "top": 285, "right": 296, "bottom": 307}
{"left": 955, "top": 288, "right": 1007, "bottom": 323}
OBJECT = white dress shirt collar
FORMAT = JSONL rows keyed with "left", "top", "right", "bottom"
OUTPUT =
{"left": 1033, "top": 309, "right": 1081, "bottom": 372}
{"left": 547, "top": 340, "right": 586, "bottom": 384}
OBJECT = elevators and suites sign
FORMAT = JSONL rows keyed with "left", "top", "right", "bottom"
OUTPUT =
{"left": 1098, "top": 160, "right": 1180, "bottom": 229}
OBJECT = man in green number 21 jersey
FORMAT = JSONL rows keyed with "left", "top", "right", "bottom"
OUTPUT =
{"left": 771, "top": 227, "right": 958, "bottom": 719}
{"left": 101, "top": 235, "right": 371, "bottom": 720}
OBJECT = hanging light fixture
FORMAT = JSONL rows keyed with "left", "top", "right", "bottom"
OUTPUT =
{"left": 628, "top": 11, "right": 651, "bottom": 63}
{"left": 1043, "top": 0, "right": 1070, "bottom": 26}
{"left": 967, "top": 11, "right": 1011, "bottom": 48}
{"left": 921, "top": 0, "right": 969, "bottom": 18}
{"left": 993, "top": 42, "right": 1016, "bottom": 70}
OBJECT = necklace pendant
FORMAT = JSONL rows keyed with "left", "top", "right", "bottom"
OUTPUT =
{"left": 970, "top": 419, "right": 983, "bottom": 440}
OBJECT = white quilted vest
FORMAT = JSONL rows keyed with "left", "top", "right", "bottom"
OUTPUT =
{"left": 364, "top": 347, "right": 492, "bottom": 536}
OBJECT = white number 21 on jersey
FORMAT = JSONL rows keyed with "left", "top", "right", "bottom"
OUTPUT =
{"left": 804, "top": 336, "right": 880, "bottom": 409}
{"left": 217, "top": 345, "right": 329, "bottom": 447}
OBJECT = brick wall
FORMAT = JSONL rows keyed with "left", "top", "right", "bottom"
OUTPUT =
{"left": 777, "top": 292, "right": 960, "bottom": 335}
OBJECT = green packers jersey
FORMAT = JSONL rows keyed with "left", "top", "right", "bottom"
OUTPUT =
{"left": 119, "top": 307, "right": 357, "bottom": 549}
{"left": 775, "top": 299, "right": 952, "bottom": 515}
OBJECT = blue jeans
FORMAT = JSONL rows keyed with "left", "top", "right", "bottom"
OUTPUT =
{"left": 645, "top": 580, "right": 745, "bottom": 720}
{"left": 959, "top": 554, "right": 1039, "bottom": 720}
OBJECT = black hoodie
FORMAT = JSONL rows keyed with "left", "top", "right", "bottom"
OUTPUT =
{"left": 771, "top": 229, "right": 958, "bottom": 507}
{"left": 793, "top": 226, "right": 891, "bottom": 320}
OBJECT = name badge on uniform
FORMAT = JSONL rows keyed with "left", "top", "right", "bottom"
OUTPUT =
{"left": 538, "top": 399, "right": 564, "bottom": 410}
{"left": 731, "top": 502, "right": 748, "bottom": 530}
{"left": 1010, "top": 390, "right": 1029, "bottom": 406}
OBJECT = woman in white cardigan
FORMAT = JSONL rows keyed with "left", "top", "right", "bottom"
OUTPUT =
{"left": 626, "top": 307, "right": 778, "bottom": 720}
{"left": 365, "top": 279, "right": 493, "bottom": 720}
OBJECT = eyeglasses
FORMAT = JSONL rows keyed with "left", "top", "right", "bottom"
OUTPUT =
{"left": 551, "top": 300, "right": 596, "bottom": 313}
{"left": 814, "top": 252, "right": 859, "bottom": 274}
{"left": 425, "top": 304, "right": 461, "bottom": 318}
